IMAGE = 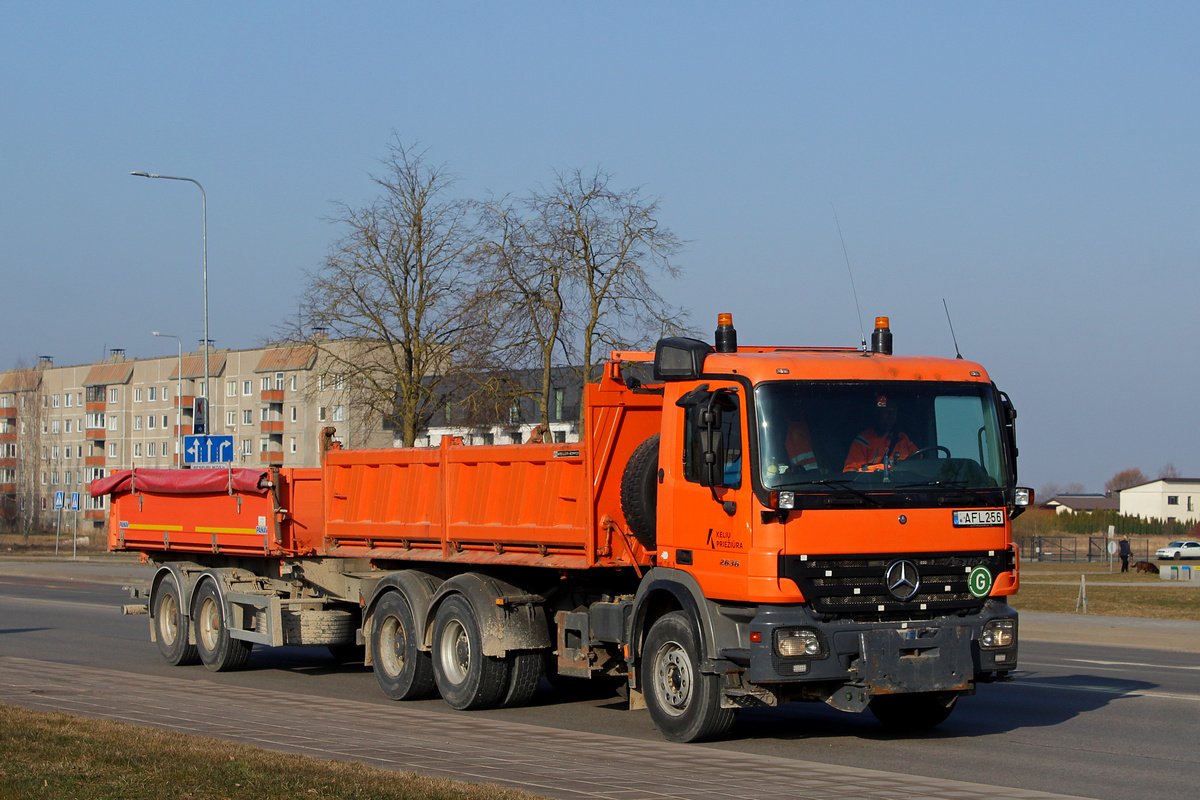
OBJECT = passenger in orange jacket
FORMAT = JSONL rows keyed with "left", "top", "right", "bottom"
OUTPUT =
{"left": 784, "top": 417, "right": 818, "bottom": 472}
{"left": 843, "top": 397, "right": 917, "bottom": 472}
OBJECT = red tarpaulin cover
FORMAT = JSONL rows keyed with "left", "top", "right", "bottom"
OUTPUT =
{"left": 91, "top": 468, "right": 269, "bottom": 497}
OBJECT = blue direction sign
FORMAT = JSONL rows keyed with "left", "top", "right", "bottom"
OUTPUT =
{"left": 183, "top": 435, "right": 235, "bottom": 464}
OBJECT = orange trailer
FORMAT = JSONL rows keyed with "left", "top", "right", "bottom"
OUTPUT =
{"left": 98, "top": 315, "right": 1030, "bottom": 742}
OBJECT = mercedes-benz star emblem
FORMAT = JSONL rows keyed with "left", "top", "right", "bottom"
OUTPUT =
{"left": 884, "top": 560, "right": 921, "bottom": 601}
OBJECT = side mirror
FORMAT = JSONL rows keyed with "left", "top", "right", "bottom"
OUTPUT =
{"left": 998, "top": 390, "right": 1019, "bottom": 460}
{"left": 675, "top": 383, "right": 711, "bottom": 410}
{"left": 999, "top": 391, "right": 1018, "bottom": 424}
{"left": 696, "top": 390, "right": 737, "bottom": 488}
{"left": 698, "top": 426, "right": 726, "bottom": 488}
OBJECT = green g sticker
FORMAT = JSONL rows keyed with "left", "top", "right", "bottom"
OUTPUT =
{"left": 968, "top": 566, "right": 994, "bottom": 598}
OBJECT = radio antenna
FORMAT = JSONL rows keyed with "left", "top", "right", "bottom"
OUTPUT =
{"left": 831, "top": 203, "right": 866, "bottom": 350}
{"left": 942, "top": 298, "right": 963, "bottom": 359}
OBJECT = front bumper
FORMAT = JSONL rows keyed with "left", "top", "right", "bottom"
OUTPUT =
{"left": 743, "top": 599, "right": 1017, "bottom": 694}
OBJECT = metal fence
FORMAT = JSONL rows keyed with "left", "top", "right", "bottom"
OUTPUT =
{"left": 1018, "top": 535, "right": 1151, "bottom": 563}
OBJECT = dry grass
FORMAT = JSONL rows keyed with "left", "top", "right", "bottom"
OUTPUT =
{"left": 1013, "top": 561, "right": 1200, "bottom": 619}
{"left": 0, "top": 704, "right": 546, "bottom": 800}
{"left": 0, "top": 532, "right": 106, "bottom": 556}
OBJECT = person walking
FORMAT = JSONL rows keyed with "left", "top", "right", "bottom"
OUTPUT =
{"left": 1118, "top": 535, "right": 1132, "bottom": 573}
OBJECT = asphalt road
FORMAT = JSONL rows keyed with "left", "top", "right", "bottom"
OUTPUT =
{"left": 2, "top": 570, "right": 1198, "bottom": 800}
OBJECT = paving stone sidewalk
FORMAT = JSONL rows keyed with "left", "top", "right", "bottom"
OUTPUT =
{"left": 0, "top": 656, "right": 1091, "bottom": 800}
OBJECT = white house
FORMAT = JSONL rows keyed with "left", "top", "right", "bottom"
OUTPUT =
{"left": 1118, "top": 479, "right": 1200, "bottom": 525}
{"left": 1045, "top": 494, "right": 1119, "bottom": 515}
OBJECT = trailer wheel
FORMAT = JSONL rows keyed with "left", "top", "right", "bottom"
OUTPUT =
{"left": 642, "top": 611, "right": 734, "bottom": 742}
{"left": 152, "top": 573, "right": 198, "bottom": 666}
{"left": 192, "top": 581, "right": 252, "bottom": 672}
{"left": 869, "top": 692, "right": 958, "bottom": 731}
{"left": 621, "top": 434, "right": 660, "bottom": 550}
{"left": 498, "top": 651, "right": 543, "bottom": 709}
{"left": 371, "top": 591, "right": 436, "bottom": 700}
{"left": 431, "top": 595, "right": 510, "bottom": 710}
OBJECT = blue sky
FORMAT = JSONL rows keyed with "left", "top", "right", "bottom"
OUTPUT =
{"left": 2, "top": 2, "right": 1197, "bottom": 493}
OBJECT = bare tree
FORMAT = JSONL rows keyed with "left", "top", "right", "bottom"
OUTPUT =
{"left": 475, "top": 194, "right": 573, "bottom": 430}
{"left": 1038, "top": 481, "right": 1062, "bottom": 501}
{"left": 2, "top": 363, "right": 45, "bottom": 536}
{"left": 1105, "top": 467, "right": 1148, "bottom": 494}
{"left": 288, "top": 140, "right": 491, "bottom": 447}
{"left": 552, "top": 169, "right": 687, "bottom": 394}
{"left": 1158, "top": 462, "right": 1181, "bottom": 479}
{"left": 478, "top": 169, "right": 688, "bottom": 429}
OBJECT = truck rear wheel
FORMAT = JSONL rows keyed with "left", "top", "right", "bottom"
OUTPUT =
{"left": 152, "top": 573, "right": 198, "bottom": 666}
{"left": 192, "top": 581, "right": 252, "bottom": 672}
{"left": 869, "top": 691, "right": 958, "bottom": 731}
{"left": 371, "top": 591, "right": 436, "bottom": 700}
{"left": 431, "top": 595, "right": 510, "bottom": 710}
{"left": 642, "top": 611, "right": 735, "bottom": 742}
{"left": 621, "top": 434, "right": 660, "bottom": 550}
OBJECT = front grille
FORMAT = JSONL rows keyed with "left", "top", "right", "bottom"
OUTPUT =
{"left": 780, "top": 550, "right": 1014, "bottom": 618}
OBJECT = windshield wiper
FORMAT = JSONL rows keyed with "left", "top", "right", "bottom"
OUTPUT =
{"left": 893, "top": 481, "right": 1004, "bottom": 507}
{"left": 788, "top": 478, "right": 882, "bottom": 507}
{"left": 895, "top": 479, "right": 975, "bottom": 489}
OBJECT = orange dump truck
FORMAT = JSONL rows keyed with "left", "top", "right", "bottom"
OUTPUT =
{"left": 96, "top": 315, "right": 1029, "bottom": 742}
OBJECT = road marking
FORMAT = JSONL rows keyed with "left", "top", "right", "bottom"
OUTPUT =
{"left": 0, "top": 594, "right": 124, "bottom": 612}
{"left": 1064, "top": 658, "right": 1200, "bottom": 671}
{"left": 1023, "top": 658, "right": 1200, "bottom": 672}
{"left": 1015, "top": 678, "right": 1200, "bottom": 702}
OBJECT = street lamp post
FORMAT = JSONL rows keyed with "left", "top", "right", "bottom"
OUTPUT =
{"left": 130, "top": 171, "right": 210, "bottom": 429}
{"left": 152, "top": 332, "right": 184, "bottom": 467}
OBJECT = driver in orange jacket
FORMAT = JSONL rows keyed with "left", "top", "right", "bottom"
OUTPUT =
{"left": 843, "top": 396, "right": 917, "bottom": 472}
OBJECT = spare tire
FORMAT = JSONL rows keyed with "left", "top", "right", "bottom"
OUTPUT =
{"left": 621, "top": 434, "right": 660, "bottom": 551}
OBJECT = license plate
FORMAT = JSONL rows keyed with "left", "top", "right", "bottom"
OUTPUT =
{"left": 952, "top": 509, "right": 1005, "bottom": 527}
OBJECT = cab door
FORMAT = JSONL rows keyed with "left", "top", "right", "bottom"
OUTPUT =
{"left": 659, "top": 380, "right": 754, "bottom": 601}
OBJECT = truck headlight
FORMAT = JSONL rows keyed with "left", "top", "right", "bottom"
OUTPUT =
{"left": 981, "top": 619, "right": 1015, "bottom": 649}
{"left": 775, "top": 628, "right": 824, "bottom": 657}
{"left": 768, "top": 490, "right": 795, "bottom": 510}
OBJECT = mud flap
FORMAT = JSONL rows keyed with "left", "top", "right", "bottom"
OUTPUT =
{"left": 719, "top": 671, "right": 778, "bottom": 709}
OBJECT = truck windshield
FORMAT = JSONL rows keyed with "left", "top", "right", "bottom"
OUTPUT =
{"left": 755, "top": 381, "right": 1009, "bottom": 503}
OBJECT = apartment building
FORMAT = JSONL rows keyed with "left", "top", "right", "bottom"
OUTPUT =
{"left": 0, "top": 341, "right": 387, "bottom": 533}
{"left": 1, "top": 340, "right": 598, "bottom": 534}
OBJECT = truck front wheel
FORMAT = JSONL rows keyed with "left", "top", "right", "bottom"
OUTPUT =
{"left": 498, "top": 652, "right": 543, "bottom": 708}
{"left": 192, "top": 581, "right": 252, "bottom": 672}
{"left": 642, "top": 611, "right": 735, "bottom": 742}
{"left": 152, "top": 573, "right": 198, "bottom": 666}
{"left": 869, "top": 691, "right": 959, "bottom": 731}
{"left": 371, "top": 591, "right": 436, "bottom": 700}
{"left": 431, "top": 595, "right": 510, "bottom": 710}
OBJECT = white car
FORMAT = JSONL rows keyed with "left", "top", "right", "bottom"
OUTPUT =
{"left": 1156, "top": 540, "right": 1200, "bottom": 560}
